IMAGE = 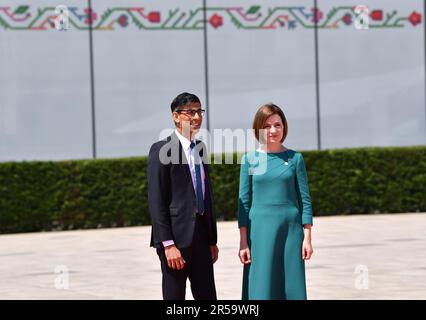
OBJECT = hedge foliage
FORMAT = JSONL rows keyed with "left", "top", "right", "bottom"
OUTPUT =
{"left": 0, "top": 146, "right": 425, "bottom": 234}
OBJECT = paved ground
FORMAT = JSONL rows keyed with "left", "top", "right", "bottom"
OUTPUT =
{"left": 0, "top": 213, "right": 425, "bottom": 300}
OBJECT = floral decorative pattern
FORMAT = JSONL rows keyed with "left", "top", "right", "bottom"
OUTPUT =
{"left": 0, "top": 5, "right": 422, "bottom": 31}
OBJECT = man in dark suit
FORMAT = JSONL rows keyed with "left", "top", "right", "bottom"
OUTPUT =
{"left": 148, "top": 92, "right": 218, "bottom": 300}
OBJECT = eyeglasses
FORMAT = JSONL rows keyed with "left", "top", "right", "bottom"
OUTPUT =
{"left": 175, "top": 109, "right": 205, "bottom": 118}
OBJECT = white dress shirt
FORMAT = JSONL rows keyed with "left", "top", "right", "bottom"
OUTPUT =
{"left": 175, "top": 129, "right": 205, "bottom": 199}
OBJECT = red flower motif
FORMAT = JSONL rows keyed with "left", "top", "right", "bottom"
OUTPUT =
{"left": 408, "top": 11, "right": 422, "bottom": 26}
{"left": 209, "top": 14, "right": 223, "bottom": 29}
{"left": 370, "top": 10, "right": 383, "bottom": 21}
{"left": 148, "top": 11, "right": 160, "bottom": 23}
{"left": 84, "top": 8, "right": 97, "bottom": 25}
{"left": 311, "top": 8, "right": 323, "bottom": 23}
{"left": 117, "top": 14, "right": 128, "bottom": 27}
{"left": 342, "top": 14, "right": 352, "bottom": 26}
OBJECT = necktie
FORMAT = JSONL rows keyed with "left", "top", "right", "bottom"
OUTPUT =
{"left": 190, "top": 141, "right": 204, "bottom": 215}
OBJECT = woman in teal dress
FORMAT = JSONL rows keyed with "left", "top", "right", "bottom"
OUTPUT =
{"left": 238, "top": 104, "right": 314, "bottom": 300}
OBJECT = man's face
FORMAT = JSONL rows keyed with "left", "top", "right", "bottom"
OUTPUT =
{"left": 172, "top": 102, "right": 204, "bottom": 138}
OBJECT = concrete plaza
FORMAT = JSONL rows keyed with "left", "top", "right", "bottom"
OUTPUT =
{"left": 0, "top": 213, "right": 425, "bottom": 300}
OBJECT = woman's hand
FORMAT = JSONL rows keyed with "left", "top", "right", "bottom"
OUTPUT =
{"left": 239, "top": 227, "right": 251, "bottom": 264}
{"left": 302, "top": 238, "right": 313, "bottom": 260}
{"left": 302, "top": 224, "right": 313, "bottom": 260}
{"left": 239, "top": 244, "right": 251, "bottom": 264}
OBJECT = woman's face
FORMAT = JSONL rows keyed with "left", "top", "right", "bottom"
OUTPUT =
{"left": 262, "top": 114, "right": 283, "bottom": 144}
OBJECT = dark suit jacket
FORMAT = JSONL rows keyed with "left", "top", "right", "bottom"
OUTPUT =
{"left": 147, "top": 132, "right": 218, "bottom": 249}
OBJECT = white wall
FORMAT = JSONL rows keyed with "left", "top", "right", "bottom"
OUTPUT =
{"left": 0, "top": 0, "right": 424, "bottom": 161}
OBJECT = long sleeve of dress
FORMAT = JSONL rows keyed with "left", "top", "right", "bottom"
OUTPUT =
{"left": 295, "top": 153, "right": 313, "bottom": 226}
{"left": 238, "top": 153, "right": 252, "bottom": 228}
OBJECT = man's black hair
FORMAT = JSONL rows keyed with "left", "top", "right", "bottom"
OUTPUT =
{"left": 170, "top": 92, "right": 201, "bottom": 112}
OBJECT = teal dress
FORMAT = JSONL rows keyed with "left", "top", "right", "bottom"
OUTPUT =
{"left": 238, "top": 149, "right": 313, "bottom": 300}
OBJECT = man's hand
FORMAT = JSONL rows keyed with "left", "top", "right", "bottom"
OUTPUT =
{"left": 164, "top": 245, "right": 186, "bottom": 270}
{"left": 210, "top": 245, "right": 219, "bottom": 264}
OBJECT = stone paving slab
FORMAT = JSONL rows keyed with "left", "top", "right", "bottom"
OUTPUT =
{"left": 0, "top": 213, "right": 425, "bottom": 299}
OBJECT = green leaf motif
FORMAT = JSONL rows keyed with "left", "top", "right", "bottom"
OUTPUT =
{"left": 14, "top": 5, "right": 29, "bottom": 15}
{"left": 246, "top": 5, "right": 260, "bottom": 15}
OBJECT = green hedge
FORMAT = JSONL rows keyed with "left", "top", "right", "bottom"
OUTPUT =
{"left": 0, "top": 159, "right": 149, "bottom": 234}
{"left": 0, "top": 146, "right": 425, "bottom": 234}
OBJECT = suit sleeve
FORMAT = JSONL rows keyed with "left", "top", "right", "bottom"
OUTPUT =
{"left": 147, "top": 143, "right": 173, "bottom": 242}
{"left": 238, "top": 153, "right": 252, "bottom": 228}
{"left": 295, "top": 152, "right": 313, "bottom": 226}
